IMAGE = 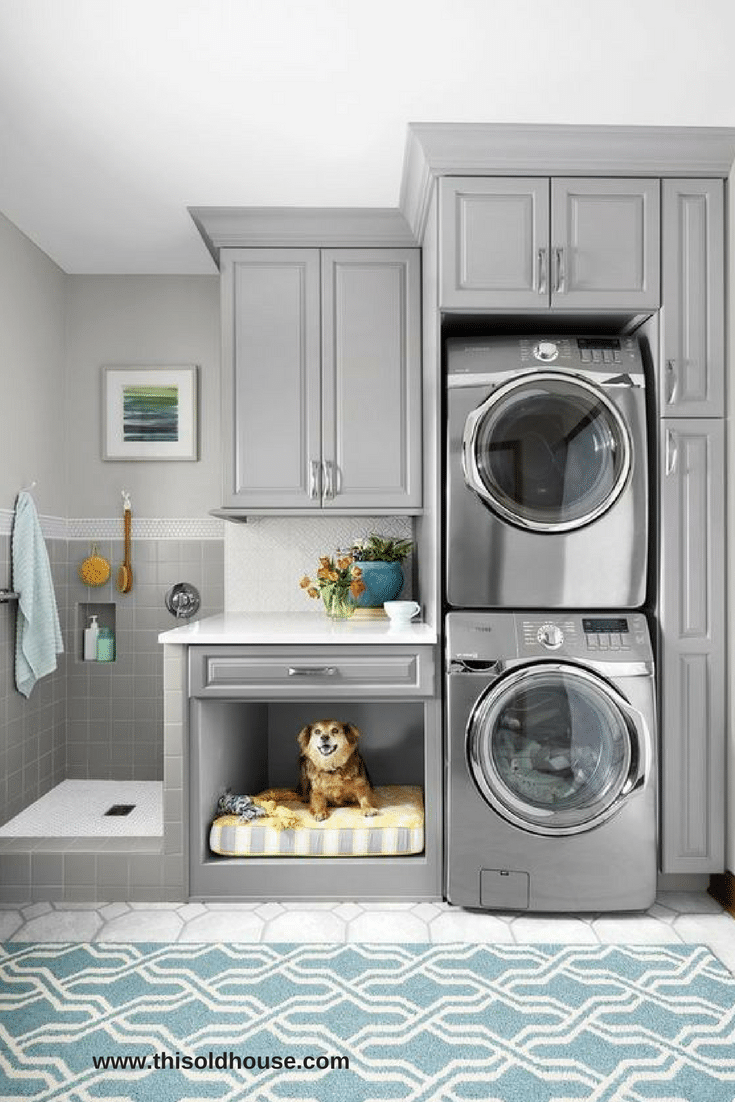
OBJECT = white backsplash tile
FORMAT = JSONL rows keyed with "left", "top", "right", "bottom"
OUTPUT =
{"left": 225, "top": 516, "right": 413, "bottom": 611}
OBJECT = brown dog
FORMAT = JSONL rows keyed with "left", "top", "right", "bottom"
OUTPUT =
{"left": 297, "top": 720, "right": 379, "bottom": 821}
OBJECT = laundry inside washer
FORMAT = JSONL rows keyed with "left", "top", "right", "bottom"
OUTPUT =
{"left": 446, "top": 611, "right": 657, "bottom": 912}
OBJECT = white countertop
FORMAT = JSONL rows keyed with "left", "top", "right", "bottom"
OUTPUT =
{"left": 158, "top": 611, "right": 437, "bottom": 646}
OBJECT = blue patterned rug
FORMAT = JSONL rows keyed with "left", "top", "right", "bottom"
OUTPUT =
{"left": 1, "top": 942, "right": 734, "bottom": 1101}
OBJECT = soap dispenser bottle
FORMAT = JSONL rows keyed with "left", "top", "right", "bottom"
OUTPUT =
{"left": 84, "top": 614, "right": 99, "bottom": 661}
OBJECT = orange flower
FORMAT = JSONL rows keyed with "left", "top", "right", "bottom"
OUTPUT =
{"left": 337, "top": 556, "right": 353, "bottom": 571}
{"left": 319, "top": 556, "right": 331, "bottom": 568}
{"left": 307, "top": 587, "right": 320, "bottom": 598}
{"left": 316, "top": 567, "right": 330, "bottom": 580}
{"left": 351, "top": 566, "right": 362, "bottom": 579}
{"left": 299, "top": 575, "right": 311, "bottom": 589}
{"left": 327, "top": 570, "right": 339, "bottom": 582}
{"left": 350, "top": 580, "right": 366, "bottom": 598}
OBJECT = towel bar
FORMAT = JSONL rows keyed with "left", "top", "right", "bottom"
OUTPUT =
{"left": 0, "top": 589, "right": 19, "bottom": 603}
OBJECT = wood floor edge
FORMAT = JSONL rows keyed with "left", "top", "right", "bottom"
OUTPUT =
{"left": 708, "top": 871, "right": 735, "bottom": 917}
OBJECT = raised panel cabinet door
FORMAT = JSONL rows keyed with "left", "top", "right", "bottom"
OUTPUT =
{"left": 439, "top": 177, "right": 550, "bottom": 309}
{"left": 551, "top": 178, "right": 660, "bottom": 309}
{"left": 221, "top": 249, "right": 321, "bottom": 508}
{"left": 659, "top": 419, "right": 725, "bottom": 873}
{"left": 661, "top": 180, "right": 724, "bottom": 417}
{"left": 321, "top": 249, "right": 422, "bottom": 509}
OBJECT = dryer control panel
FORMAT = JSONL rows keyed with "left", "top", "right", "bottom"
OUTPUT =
{"left": 445, "top": 335, "right": 644, "bottom": 387}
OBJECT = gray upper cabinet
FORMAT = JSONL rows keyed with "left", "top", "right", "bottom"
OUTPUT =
{"left": 220, "top": 247, "right": 421, "bottom": 512}
{"left": 440, "top": 176, "right": 660, "bottom": 311}
{"left": 659, "top": 418, "right": 725, "bottom": 873}
{"left": 321, "top": 249, "right": 422, "bottom": 510}
{"left": 439, "top": 178, "right": 549, "bottom": 309}
{"left": 661, "top": 179, "right": 724, "bottom": 417}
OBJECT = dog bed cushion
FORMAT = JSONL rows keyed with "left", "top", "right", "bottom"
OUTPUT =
{"left": 209, "top": 785, "right": 424, "bottom": 857}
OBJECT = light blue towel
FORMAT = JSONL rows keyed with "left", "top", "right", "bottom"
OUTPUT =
{"left": 12, "top": 492, "right": 64, "bottom": 697}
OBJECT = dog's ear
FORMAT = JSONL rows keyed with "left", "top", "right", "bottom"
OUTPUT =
{"left": 345, "top": 723, "right": 361, "bottom": 745}
{"left": 297, "top": 725, "right": 312, "bottom": 752}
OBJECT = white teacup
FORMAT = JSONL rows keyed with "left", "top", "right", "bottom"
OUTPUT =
{"left": 384, "top": 600, "right": 421, "bottom": 623}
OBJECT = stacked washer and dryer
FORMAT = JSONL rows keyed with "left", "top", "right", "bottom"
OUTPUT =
{"left": 444, "top": 336, "right": 657, "bottom": 912}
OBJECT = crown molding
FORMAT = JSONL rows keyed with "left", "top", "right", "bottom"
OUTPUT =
{"left": 400, "top": 122, "right": 735, "bottom": 241}
{"left": 189, "top": 207, "right": 417, "bottom": 264}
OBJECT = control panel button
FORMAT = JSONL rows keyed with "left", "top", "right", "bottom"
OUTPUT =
{"left": 537, "top": 623, "right": 564, "bottom": 649}
{"left": 533, "top": 341, "right": 559, "bottom": 363}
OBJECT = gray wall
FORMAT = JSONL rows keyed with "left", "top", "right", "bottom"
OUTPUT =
{"left": 64, "top": 275, "right": 221, "bottom": 518}
{"left": 0, "top": 212, "right": 66, "bottom": 518}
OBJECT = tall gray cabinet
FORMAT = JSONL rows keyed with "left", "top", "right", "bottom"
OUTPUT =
{"left": 403, "top": 124, "right": 734, "bottom": 884}
{"left": 659, "top": 179, "right": 726, "bottom": 873}
{"left": 219, "top": 246, "right": 421, "bottom": 513}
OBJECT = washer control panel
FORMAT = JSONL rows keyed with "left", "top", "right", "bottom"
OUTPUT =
{"left": 446, "top": 612, "right": 653, "bottom": 665}
{"left": 519, "top": 613, "right": 650, "bottom": 660}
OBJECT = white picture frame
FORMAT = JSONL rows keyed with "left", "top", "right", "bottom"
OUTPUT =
{"left": 102, "top": 365, "right": 198, "bottom": 461}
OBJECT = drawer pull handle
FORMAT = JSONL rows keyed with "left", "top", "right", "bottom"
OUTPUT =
{"left": 287, "top": 666, "right": 337, "bottom": 677}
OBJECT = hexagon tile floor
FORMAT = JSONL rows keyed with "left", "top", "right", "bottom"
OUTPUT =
{"left": 1, "top": 893, "right": 733, "bottom": 973}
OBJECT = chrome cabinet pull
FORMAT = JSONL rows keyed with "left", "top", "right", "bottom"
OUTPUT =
{"left": 665, "top": 429, "right": 678, "bottom": 475}
{"left": 665, "top": 359, "right": 679, "bottom": 405}
{"left": 322, "top": 460, "right": 335, "bottom": 499}
{"left": 552, "top": 246, "right": 565, "bottom": 293}
{"left": 287, "top": 666, "right": 337, "bottom": 677}
{"left": 308, "top": 459, "right": 320, "bottom": 499}
{"left": 537, "top": 248, "right": 548, "bottom": 294}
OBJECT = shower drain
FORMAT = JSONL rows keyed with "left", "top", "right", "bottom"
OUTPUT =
{"left": 104, "top": 804, "right": 136, "bottom": 816}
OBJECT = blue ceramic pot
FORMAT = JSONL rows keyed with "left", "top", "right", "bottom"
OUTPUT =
{"left": 355, "top": 561, "right": 404, "bottom": 607}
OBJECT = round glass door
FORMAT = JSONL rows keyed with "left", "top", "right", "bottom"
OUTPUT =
{"left": 463, "top": 373, "right": 631, "bottom": 532}
{"left": 468, "top": 664, "right": 636, "bottom": 835}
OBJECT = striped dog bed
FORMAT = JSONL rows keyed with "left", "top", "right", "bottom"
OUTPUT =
{"left": 209, "top": 785, "right": 424, "bottom": 857}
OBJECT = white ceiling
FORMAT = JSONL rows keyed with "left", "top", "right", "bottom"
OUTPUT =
{"left": 2, "top": 0, "right": 735, "bottom": 274}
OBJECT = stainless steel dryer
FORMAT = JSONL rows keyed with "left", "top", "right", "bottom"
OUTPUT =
{"left": 446, "top": 336, "right": 649, "bottom": 608}
{"left": 446, "top": 611, "right": 657, "bottom": 912}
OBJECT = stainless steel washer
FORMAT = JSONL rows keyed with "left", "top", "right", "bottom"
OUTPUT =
{"left": 445, "top": 336, "right": 649, "bottom": 608}
{"left": 446, "top": 611, "right": 657, "bottom": 912}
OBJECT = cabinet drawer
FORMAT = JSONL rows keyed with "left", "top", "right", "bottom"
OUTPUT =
{"left": 189, "top": 646, "right": 435, "bottom": 698}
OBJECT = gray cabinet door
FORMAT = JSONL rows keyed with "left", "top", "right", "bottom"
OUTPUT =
{"left": 440, "top": 177, "right": 549, "bottom": 309}
{"left": 550, "top": 178, "right": 660, "bottom": 309}
{"left": 321, "top": 249, "right": 422, "bottom": 509}
{"left": 659, "top": 418, "right": 725, "bottom": 873}
{"left": 222, "top": 249, "right": 321, "bottom": 509}
{"left": 661, "top": 180, "right": 724, "bottom": 417}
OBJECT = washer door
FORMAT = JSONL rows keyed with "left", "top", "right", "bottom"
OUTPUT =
{"left": 467, "top": 663, "right": 644, "bottom": 835}
{"left": 462, "top": 373, "right": 631, "bottom": 532}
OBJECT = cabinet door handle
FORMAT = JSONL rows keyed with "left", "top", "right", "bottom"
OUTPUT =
{"left": 665, "top": 429, "right": 678, "bottom": 476}
{"left": 537, "top": 248, "right": 548, "bottom": 294}
{"left": 552, "top": 247, "right": 565, "bottom": 293}
{"left": 308, "top": 459, "right": 320, "bottom": 499}
{"left": 287, "top": 666, "right": 337, "bottom": 677}
{"left": 665, "top": 360, "right": 679, "bottom": 405}
{"left": 322, "top": 460, "right": 335, "bottom": 499}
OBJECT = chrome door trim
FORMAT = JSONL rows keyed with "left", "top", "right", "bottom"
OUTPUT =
{"left": 461, "top": 371, "right": 632, "bottom": 533}
{"left": 447, "top": 369, "right": 645, "bottom": 390}
{"left": 466, "top": 661, "right": 651, "bottom": 836}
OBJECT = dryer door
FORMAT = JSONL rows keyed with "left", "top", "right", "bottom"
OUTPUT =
{"left": 462, "top": 373, "right": 631, "bottom": 531}
{"left": 467, "top": 663, "right": 646, "bottom": 835}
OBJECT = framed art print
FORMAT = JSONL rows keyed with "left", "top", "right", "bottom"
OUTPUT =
{"left": 102, "top": 365, "right": 198, "bottom": 461}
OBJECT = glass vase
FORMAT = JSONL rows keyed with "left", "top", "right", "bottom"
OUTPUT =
{"left": 322, "top": 586, "right": 357, "bottom": 620}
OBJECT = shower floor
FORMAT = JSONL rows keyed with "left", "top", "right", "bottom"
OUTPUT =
{"left": 0, "top": 780, "right": 163, "bottom": 837}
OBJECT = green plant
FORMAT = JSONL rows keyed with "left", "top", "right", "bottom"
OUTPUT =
{"left": 350, "top": 534, "right": 413, "bottom": 563}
